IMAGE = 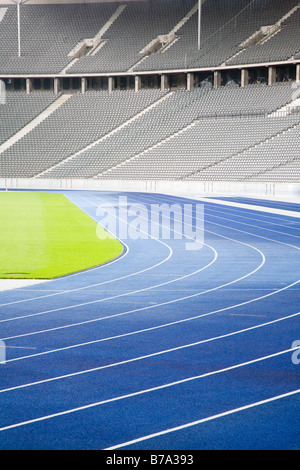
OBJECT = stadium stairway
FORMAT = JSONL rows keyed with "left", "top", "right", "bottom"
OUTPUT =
{"left": 0, "top": 7, "right": 7, "bottom": 22}
{"left": 61, "top": 4, "right": 127, "bottom": 74}
{"left": 269, "top": 97, "right": 300, "bottom": 117}
{"left": 128, "top": 1, "right": 201, "bottom": 72}
{"left": 224, "top": 1, "right": 300, "bottom": 66}
{"left": 0, "top": 94, "right": 72, "bottom": 157}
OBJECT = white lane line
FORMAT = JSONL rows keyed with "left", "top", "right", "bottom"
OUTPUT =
{"left": 0, "top": 192, "right": 298, "bottom": 302}
{"left": 0, "top": 347, "right": 298, "bottom": 433}
{"left": 203, "top": 204, "right": 300, "bottom": 232}
{"left": 204, "top": 209, "right": 300, "bottom": 239}
{"left": 191, "top": 197, "right": 300, "bottom": 219}
{"left": 1, "top": 238, "right": 263, "bottom": 341}
{"left": 2, "top": 311, "right": 299, "bottom": 392}
{"left": 138, "top": 192, "right": 300, "bottom": 249}
{"left": 184, "top": 195, "right": 300, "bottom": 221}
{"left": 145, "top": 192, "right": 300, "bottom": 222}
{"left": 0, "top": 244, "right": 172, "bottom": 308}
{"left": 105, "top": 387, "right": 300, "bottom": 450}
{"left": 0, "top": 241, "right": 214, "bottom": 328}
{"left": 229, "top": 313, "right": 266, "bottom": 317}
{"left": 130, "top": 193, "right": 300, "bottom": 261}
{"left": 140, "top": 193, "right": 300, "bottom": 219}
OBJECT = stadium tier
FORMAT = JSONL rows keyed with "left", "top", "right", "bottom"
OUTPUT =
{"left": 0, "top": 0, "right": 299, "bottom": 73}
{"left": 0, "top": 0, "right": 299, "bottom": 186}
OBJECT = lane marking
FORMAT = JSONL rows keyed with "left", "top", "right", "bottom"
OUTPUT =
{"left": 192, "top": 197, "right": 300, "bottom": 219}
{"left": 1, "top": 311, "right": 299, "bottom": 392}
{"left": 105, "top": 387, "right": 300, "bottom": 450}
{"left": 2, "top": 241, "right": 263, "bottom": 342}
{"left": 0, "top": 347, "right": 298, "bottom": 432}
{"left": 229, "top": 314, "right": 266, "bottom": 317}
{"left": 203, "top": 204, "right": 300, "bottom": 232}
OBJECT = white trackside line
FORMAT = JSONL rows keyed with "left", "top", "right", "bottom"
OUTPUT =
{"left": 0, "top": 237, "right": 262, "bottom": 353}
{"left": 105, "top": 387, "right": 300, "bottom": 450}
{"left": 1, "top": 312, "right": 299, "bottom": 393}
{"left": 0, "top": 347, "right": 298, "bottom": 433}
{"left": 0, "top": 192, "right": 298, "bottom": 301}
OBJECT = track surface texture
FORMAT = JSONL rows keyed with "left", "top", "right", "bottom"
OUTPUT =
{"left": 0, "top": 191, "right": 299, "bottom": 450}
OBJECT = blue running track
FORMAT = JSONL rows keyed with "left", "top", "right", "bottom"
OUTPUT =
{"left": 0, "top": 191, "right": 299, "bottom": 450}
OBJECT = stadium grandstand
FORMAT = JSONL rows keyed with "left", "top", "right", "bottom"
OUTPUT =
{"left": 0, "top": 0, "right": 299, "bottom": 196}
{"left": 0, "top": 0, "right": 300, "bottom": 453}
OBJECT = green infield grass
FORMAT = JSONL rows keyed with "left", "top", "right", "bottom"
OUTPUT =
{"left": 0, "top": 191, "right": 124, "bottom": 279}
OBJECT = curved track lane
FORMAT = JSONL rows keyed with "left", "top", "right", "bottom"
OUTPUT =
{"left": 0, "top": 191, "right": 299, "bottom": 450}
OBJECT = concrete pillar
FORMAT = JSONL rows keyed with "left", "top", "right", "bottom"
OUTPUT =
{"left": 135, "top": 75, "right": 141, "bottom": 92}
{"left": 187, "top": 72, "right": 194, "bottom": 91}
{"left": 214, "top": 71, "right": 221, "bottom": 89}
{"left": 161, "top": 74, "right": 169, "bottom": 92}
{"left": 54, "top": 77, "right": 61, "bottom": 95}
{"left": 108, "top": 76, "right": 113, "bottom": 93}
{"left": 81, "top": 77, "right": 87, "bottom": 94}
{"left": 296, "top": 64, "right": 300, "bottom": 82}
{"left": 241, "top": 69, "right": 249, "bottom": 88}
{"left": 26, "top": 78, "right": 33, "bottom": 94}
{"left": 268, "top": 66, "right": 277, "bottom": 85}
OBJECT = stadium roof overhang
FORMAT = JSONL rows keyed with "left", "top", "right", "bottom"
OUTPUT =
{"left": 1, "top": 1, "right": 299, "bottom": 81}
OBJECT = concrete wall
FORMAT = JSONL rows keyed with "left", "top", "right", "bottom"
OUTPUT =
{"left": 1, "top": 178, "right": 299, "bottom": 202}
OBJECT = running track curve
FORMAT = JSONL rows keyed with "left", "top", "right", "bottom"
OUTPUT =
{"left": 0, "top": 191, "right": 299, "bottom": 450}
